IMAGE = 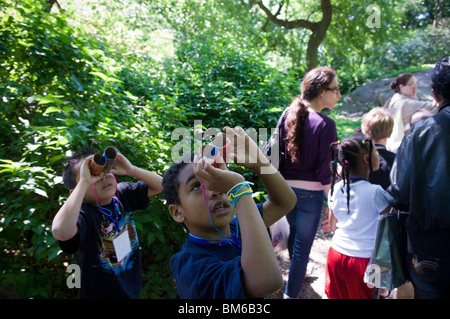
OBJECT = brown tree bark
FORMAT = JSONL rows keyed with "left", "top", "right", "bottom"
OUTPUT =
{"left": 255, "top": 0, "right": 332, "bottom": 71}
{"left": 44, "top": 0, "right": 60, "bottom": 13}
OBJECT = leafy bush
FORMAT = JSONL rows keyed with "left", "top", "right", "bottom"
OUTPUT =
{"left": 0, "top": 0, "right": 299, "bottom": 298}
{"left": 170, "top": 37, "right": 299, "bottom": 130}
{"left": 0, "top": 0, "right": 184, "bottom": 298}
{"left": 370, "top": 27, "right": 450, "bottom": 76}
{"left": 6, "top": 0, "right": 435, "bottom": 299}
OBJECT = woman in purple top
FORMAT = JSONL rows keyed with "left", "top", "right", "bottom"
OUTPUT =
{"left": 279, "top": 67, "right": 340, "bottom": 298}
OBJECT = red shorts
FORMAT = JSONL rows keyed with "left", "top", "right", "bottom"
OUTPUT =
{"left": 325, "top": 246, "right": 374, "bottom": 299}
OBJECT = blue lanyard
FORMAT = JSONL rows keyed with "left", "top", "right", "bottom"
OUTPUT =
{"left": 97, "top": 196, "right": 121, "bottom": 231}
{"left": 349, "top": 177, "right": 368, "bottom": 183}
{"left": 374, "top": 143, "right": 386, "bottom": 149}
{"left": 189, "top": 229, "right": 242, "bottom": 254}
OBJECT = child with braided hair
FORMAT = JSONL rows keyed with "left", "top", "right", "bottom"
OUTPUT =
{"left": 324, "top": 135, "right": 393, "bottom": 299}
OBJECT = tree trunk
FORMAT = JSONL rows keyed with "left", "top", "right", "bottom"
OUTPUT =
{"left": 433, "top": 0, "right": 441, "bottom": 29}
{"left": 305, "top": 0, "right": 332, "bottom": 71}
{"left": 44, "top": 0, "right": 59, "bottom": 13}
{"left": 256, "top": 0, "right": 332, "bottom": 71}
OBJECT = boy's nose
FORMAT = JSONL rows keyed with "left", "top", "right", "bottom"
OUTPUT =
{"left": 207, "top": 190, "right": 223, "bottom": 199}
{"left": 99, "top": 173, "right": 112, "bottom": 181}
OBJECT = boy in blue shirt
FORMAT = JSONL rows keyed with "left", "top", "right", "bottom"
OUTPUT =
{"left": 162, "top": 126, "right": 296, "bottom": 298}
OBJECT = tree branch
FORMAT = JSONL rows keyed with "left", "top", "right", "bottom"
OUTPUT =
{"left": 256, "top": 1, "right": 316, "bottom": 31}
{"left": 274, "top": 1, "right": 285, "bottom": 17}
{"left": 255, "top": 0, "right": 332, "bottom": 71}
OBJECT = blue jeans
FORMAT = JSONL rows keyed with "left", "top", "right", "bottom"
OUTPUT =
{"left": 285, "top": 187, "right": 324, "bottom": 298}
{"left": 408, "top": 252, "right": 450, "bottom": 299}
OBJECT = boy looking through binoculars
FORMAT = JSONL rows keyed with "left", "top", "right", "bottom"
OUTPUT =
{"left": 52, "top": 147, "right": 162, "bottom": 298}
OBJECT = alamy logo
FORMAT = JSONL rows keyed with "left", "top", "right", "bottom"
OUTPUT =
{"left": 366, "top": 4, "right": 381, "bottom": 29}
{"left": 66, "top": 264, "right": 81, "bottom": 289}
{"left": 364, "top": 264, "right": 381, "bottom": 288}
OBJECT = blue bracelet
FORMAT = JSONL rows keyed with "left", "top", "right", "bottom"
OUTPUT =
{"left": 227, "top": 182, "right": 254, "bottom": 207}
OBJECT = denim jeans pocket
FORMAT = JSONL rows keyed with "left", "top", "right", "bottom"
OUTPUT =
{"left": 410, "top": 253, "right": 439, "bottom": 279}
{"left": 410, "top": 253, "right": 450, "bottom": 284}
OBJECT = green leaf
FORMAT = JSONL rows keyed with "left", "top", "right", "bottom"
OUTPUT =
{"left": 43, "top": 106, "right": 64, "bottom": 114}
{"left": 35, "top": 95, "right": 66, "bottom": 105}
{"left": 90, "top": 71, "right": 122, "bottom": 83}
{"left": 33, "top": 188, "right": 48, "bottom": 198}
{"left": 47, "top": 246, "right": 62, "bottom": 262}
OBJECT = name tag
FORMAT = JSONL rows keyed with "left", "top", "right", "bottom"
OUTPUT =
{"left": 113, "top": 228, "right": 132, "bottom": 262}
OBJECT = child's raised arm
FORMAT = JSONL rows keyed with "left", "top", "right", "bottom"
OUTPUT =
{"left": 110, "top": 153, "right": 162, "bottom": 197}
{"left": 194, "top": 156, "right": 283, "bottom": 298}
{"left": 223, "top": 126, "right": 296, "bottom": 227}
{"left": 52, "top": 155, "right": 103, "bottom": 241}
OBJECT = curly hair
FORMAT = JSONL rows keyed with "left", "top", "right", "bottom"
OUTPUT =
{"left": 432, "top": 56, "right": 450, "bottom": 102}
{"left": 285, "top": 67, "right": 337, "bottom": 163}
{"left": 162, "top": 153, "right": 195, "bottom": 206}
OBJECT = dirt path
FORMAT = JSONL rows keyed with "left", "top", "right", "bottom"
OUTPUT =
{"left": 268, "top": 215, "right": 333, "bottom": 299}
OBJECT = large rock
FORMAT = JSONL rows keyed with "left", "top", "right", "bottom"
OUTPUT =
{"left": 339, "top": 68, "right": 435, "bottom": 116}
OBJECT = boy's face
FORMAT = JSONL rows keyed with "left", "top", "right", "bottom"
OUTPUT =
{"left": 169, "top": 163, "right": 234, "bottom": 238}
{"left": 73, "top": 159, "right": 117, "bottom": 206}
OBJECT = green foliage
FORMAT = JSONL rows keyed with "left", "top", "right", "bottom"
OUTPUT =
{"left": 0, "top": 0, "right": 182, "bottom": 298}
{"left": 170, "top": 36, "right": 298, "bottom": 130}
{"left": 0, "top": 0, "right": 296, "bottom": 299}
{"left": 365, "top": 27, "right": 450, "bottom": 78}
{"left": 323, "top": 1, "right": 450, "bottom": 94}
{"left": 1, "top": 0, "right": 445, "bottom": 299}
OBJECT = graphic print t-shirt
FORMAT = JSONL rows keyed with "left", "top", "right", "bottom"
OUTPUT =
{"left": 58, "top": 181, "right": 149, "bottom": 299}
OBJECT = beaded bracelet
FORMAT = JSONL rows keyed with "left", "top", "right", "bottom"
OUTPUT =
{"left": 227, "top": 182, "right": 254, "bottom": 208}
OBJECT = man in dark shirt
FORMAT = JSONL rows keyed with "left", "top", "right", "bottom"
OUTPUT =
{"left": 386, "top": 57, "right": 450, "bottom": 298}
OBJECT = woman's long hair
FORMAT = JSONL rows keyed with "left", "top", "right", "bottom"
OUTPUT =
{"left": 285, "top": 67, "right": 337, "bottom": 163}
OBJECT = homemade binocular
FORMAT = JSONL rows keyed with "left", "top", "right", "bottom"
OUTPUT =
{"left": 199, "top": 135, "right": 231, "bottom": 168}
{"left": 88, "top": 146, "right": 117, "bottom": 176}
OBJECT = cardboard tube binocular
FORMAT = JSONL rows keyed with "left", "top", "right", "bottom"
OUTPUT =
{"left": 199, "top": 135, "right": 231, "bottom": 168}
{"left": 88, "top": 146, "right": 117, "bottom": 176}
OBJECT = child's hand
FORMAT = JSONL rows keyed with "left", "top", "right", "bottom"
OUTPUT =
{"left": 194, "top": 154, "right": 244, "bottom": 194}
{"left": 79, "top": 155, "right": 105, "bottom": 185}
{"left": 110, "top": 153, "right": 134, "bottom": 176}
{"left": 224, "top": 126, "right": 271, "bottom": 172}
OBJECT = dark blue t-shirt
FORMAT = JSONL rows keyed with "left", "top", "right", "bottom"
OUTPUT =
{"left": 170, "top": 204, "right": 263, "bottom": 299}
{"left": 58, "top": 181, "right": 149, "bottom": 299}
